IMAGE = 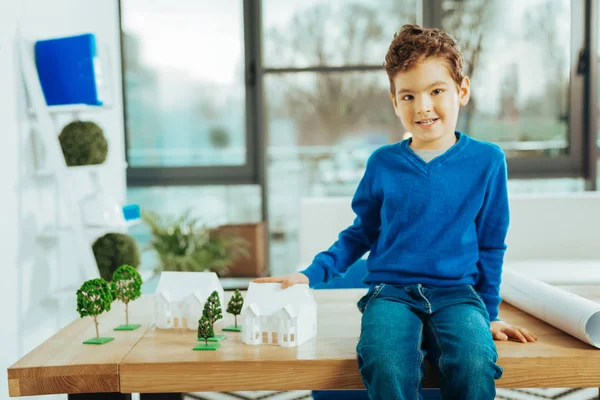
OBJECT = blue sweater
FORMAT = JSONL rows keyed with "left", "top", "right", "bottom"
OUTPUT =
{"left": 301, "top": 132, "right": 509, "bottom": 321}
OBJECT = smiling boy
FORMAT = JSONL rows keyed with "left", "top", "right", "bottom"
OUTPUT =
{"left": 255, "top": 24, "right": 536, "bottom": 399}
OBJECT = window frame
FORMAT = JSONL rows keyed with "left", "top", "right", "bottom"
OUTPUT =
{"left": 428, "top": 0, "right": 594, "bottom": 181}
{"left": 118, "top": 0, "right": 261, "bottom": 187}
{"left": 119, "top": 0, "right": 599, "bottom": 189}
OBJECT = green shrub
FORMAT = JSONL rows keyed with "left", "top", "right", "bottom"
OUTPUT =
{"left": 92, "top": 233, "right": 140, "bottom": 281}
{"left": 209, "top": 126, "right": 231, "bottom": 148}
{"left": 59, "top": 121, "right": 108, "bottom": 166}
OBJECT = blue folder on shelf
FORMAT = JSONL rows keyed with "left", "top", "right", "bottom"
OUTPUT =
{"left": 34, "top": 33, "right": 103, "bottom": 106}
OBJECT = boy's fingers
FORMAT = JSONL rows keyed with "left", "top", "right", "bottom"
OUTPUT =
{"left": 524, "top": 329, "right": 538, "bottom": 340}
{"left": 509, "top": 328, "right": 527, "bottom": 343}
{"left": 252, "top": 277, "right": 284, "bottom": 283}
{"left": 492, "top": 330, "right": 508, "bottom": 341}
{"left": 524, "top": 332, "right": 537, "bottom": 342}
{"left": 519, "top": 328, "right": 537, "bottom": 342}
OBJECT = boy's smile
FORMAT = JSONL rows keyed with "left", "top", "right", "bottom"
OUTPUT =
{"left": 390, "top": 57, "right": 470, "bottom": 150}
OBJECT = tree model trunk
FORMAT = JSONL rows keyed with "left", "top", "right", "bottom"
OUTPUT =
{"left": 94, "top": 316, "right": 99, "bottom": 339}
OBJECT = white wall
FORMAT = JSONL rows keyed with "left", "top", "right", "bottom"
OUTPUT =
{"left": 0, "top": 1, "right": 126, "bottom": 399}
{"left": 0, "top": 2, "right": 22, "bottom": 400}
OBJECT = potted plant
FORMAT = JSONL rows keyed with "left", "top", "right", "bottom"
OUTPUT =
{"left": 92, "top": 233, "right": 141, "bottom": 281}
{"left": 76, "top": 278, "right": 114, "bottom": 345}
{"left": 111, "top": 264, "right": 143, "bottom": 331}
{"left": 58, "top": 120, "right": 108, "bottom": 166}
{"left": 142, "top": 209, "right": 249, "bottom": 275}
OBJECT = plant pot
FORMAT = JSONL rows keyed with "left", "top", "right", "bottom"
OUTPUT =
{"left": 214, "top": 222, "right": 266, "bottom": 278}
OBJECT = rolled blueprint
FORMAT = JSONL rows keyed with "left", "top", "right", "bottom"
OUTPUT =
{"left": 500, "top": 269, "right": 600, "bottom": 348}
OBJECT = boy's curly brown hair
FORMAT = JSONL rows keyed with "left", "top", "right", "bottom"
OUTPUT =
{"left": 385, "top": 24, "right": 464, "bottom": 96}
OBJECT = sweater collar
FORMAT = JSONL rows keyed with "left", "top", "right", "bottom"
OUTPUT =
{"left": 401, "top": 131, "right": 468, "bottom": 167}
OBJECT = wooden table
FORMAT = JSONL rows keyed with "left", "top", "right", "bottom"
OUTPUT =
{"left": 8, "top": 287, "right": 600, "bottom": 398}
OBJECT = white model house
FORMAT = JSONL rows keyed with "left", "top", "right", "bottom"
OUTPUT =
{"left": 154, "top": 271, "right": 225, "bottom": 330}
{"left": 241, "top": 282, "right": 317, "bottom": 347}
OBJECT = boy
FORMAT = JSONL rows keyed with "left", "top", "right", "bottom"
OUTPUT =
{"left": 254, "top": 24, "right": 536, "bottom": 399}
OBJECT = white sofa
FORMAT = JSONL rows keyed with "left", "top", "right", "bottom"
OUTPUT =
{"left": 298, "top": 193, "right": 600, "bottom": 284}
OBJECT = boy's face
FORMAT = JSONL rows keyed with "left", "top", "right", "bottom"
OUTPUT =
{"left": 390, "top": 57, "right": 470, "bottom": 150}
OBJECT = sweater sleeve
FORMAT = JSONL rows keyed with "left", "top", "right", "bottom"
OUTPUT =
{"left": 474, "top": 153, "right": 509, "bottom": 321}
{"left": 301, "top": 155, "right": 382, "bottom": 286}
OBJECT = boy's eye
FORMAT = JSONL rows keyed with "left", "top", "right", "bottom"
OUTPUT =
{"left": 432, "top": 89, "right": 443, "bottom": 95}
{"left": 402, "top": 95, "right": 414, "bottom": 101}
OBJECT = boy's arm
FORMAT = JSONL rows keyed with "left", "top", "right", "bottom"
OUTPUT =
{"left": 474, "top": 153, "right": 509, "bottom": 321}
{"left": 301, "top": 156, "right": 381, "bottom": 286}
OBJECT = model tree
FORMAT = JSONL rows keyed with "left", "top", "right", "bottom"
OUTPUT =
{"left": 223, "top": 289, "right": 244, "bottom": 332}
{"left": 193, "top": 315, "right": 219, "bottom": 351}
{"left": 111, "top": 264, "right": 143, "bottom": 331}
{"left": 202, "top": 290, "right": 227, "bottom": 342}
{"left": 76, "top": 278, "right": 114, "bottom": 345}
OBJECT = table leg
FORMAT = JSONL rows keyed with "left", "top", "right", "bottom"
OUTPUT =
{"left": 68, "top": 394, "right": 131, "bottom": 400}
{"left": 140, "top": 394, "right": 183, "bottom": 400}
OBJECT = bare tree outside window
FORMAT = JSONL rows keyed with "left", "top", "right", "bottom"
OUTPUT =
{"left": 442, "top": 0, "right": 570, "bottom": 156}
{"left": 265, "top": 1, "right": 416, "bottom": 147}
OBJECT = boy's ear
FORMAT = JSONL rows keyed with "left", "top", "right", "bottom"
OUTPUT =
{"left": 459, "top": 76, "right": 471, "bottom": 106}
{"left": 389, "top": 92, "right": 401, "bottom": 117}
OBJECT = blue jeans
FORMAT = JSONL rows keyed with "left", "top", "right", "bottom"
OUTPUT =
{"left": 356, "top": 283, "right": 503, "bottom": 400}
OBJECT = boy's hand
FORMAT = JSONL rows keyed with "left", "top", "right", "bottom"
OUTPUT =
{"left": 252, "top": 272, "right": 309, "bottom": 289}
{"left": 490, "top": 320, "right": 537, "bottom": 343}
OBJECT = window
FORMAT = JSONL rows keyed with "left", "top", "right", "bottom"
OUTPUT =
{"left": 443, "top": 0, "right": 571, "bottom": 157}
{"left": 440, "top": 0, "right": 587, "bottom": 180}
{"left": 121, "top": 0, "right": 257, "bottom": 186}
{"left": 121, "top": 1, "right": 598, "bottom": 278}
{"left": 262, "top": 0, "right": 418, "bottom": 275}
{"left": 263, "top": 0, "right": 419, "bottom": 68}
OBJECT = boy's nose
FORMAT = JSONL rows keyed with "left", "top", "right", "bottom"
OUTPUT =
{"left": 416, "top": 99, "right": 433, "bottom": 114}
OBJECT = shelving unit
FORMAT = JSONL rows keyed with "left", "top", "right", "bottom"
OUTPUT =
{"left": 18, "top": 35, "right": 139, "bottom": 300}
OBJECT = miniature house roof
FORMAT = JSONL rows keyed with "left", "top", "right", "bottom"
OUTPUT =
{"left": 282, "top": 304, "right": 297, "bottom": 318}
{"left": 157, "top": 291, "right": 172, "bottom": 304}
{"left": 190, "top": 291, "right": 203, "bottom": 303}
{"left": 243, "top": 282, "right": 315, "bottom": 317}
{"left": 155, "top": 271, "right": 222, "bottom": 302}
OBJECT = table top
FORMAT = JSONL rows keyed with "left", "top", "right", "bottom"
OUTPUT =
{"left": 8, "top": 286, "right": 600, "bottom": 396}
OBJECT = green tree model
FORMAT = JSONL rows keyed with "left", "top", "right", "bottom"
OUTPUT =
{"left": 223, "top": 289, "right": 244, "bottom": 332}
{"left": 201, "top": 290, "right": 227, "bottom": 342}
{"left": 193, "top": 314, "right": 220, "bottom": 351}
{"left": 197, "top": 315, "right": 214, "bottom": 346}
{"left": 111, "top": 265, "right": 143, "bottom": 330}
{"left": 76, "top": 278, "right": 114, "bottom": 344}
{"left": 203, "top": 290, "right": 223, "bottom": 325}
